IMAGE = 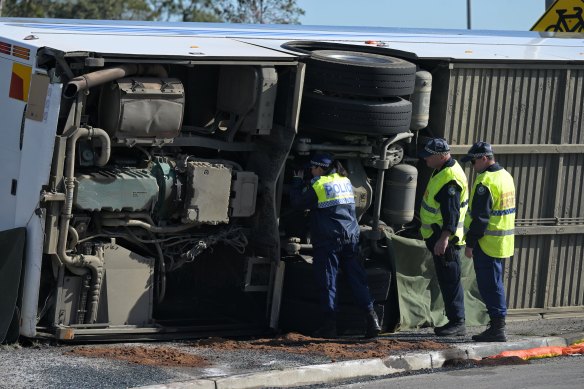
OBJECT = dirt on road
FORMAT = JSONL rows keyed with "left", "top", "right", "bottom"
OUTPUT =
{"left": 66, "top": 332, "right": 449, "bottom": 367}
{"left": 192, "top": 332, "right": 450, "bottom": 361}
{"left": 67, "top": 345, "right": 210, "bottom": 367}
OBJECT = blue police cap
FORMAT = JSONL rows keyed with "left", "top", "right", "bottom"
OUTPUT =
{"left": 310, "top": 153, "right": 333, "bottom": 168}
{"left": 418, "top": 138, "right": 451, "bottom": 158}
{"left": 461, "top": 141, "right": 494, "bottom": 162}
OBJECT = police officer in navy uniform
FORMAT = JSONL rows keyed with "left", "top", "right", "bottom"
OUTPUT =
{"left": 462, "top": 142, "right": 515, "bottom": 342}
{"left": 418, "top": 138, "right": 469, "bottom": 336}
{"left": 289, "top": 153, "right": 381, "bottom": 339}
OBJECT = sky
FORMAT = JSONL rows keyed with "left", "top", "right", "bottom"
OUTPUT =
{"left": 296, "top": 0, "right": 550, "bottom": 31}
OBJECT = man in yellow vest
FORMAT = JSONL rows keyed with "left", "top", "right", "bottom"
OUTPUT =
{"left": 419, "top": 138, "right": 469, "bottom": 336}
{"left": 462, "top": 141, "right": 515, "bottom": 342}
{"left": 290, "top": 153, "right": 381, "bottom": 339}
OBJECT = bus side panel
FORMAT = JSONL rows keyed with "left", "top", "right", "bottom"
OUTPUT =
{"left": 0, "top": 57, "right": 27, "bottom": 231}
{"left": 18, "top": 79, "right": 61, "bottom": 338}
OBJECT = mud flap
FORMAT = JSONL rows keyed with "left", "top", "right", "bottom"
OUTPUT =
{"left": 0, "top": 227, "right": 26, "bottom": 343}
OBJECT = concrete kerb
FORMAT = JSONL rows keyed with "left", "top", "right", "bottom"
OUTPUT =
{"left": 134, "top": 333, "right": 584, "bottom": 389}
{"left": 458, "top": 336, "right": 569, "bottom": 360}
{"left": 137, "top": 381, "right": 216, "bottom": 389}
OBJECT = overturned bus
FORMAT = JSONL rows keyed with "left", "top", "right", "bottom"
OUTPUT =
{"left": 0, "top": 19, "right": 583, "bottom": 342}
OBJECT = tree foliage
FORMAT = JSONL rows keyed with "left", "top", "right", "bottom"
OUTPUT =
{"left": 3, "top": 0, "right": 49, "bottom": 18}
{"left": 3, "top": 0, "right": 157, "bottom": 20}
{"left": 213, "top": 0, "right": 305, "bottom": 24}
{"left": 2, "top": 0, "right": 305, "bottom": 24}
{"left": 150, "top": 0, "right": 219, "bottom": 22}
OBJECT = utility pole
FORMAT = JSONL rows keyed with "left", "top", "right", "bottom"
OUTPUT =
{"left": 545, "top": 0, "right": 555, "bottom": 10}
{"left": 467, "top": 0, "right": 472, "bottom": 29}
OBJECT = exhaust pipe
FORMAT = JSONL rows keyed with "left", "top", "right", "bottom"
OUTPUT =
{"left": 63, "top": 64, "right": 168, "bottom": 98}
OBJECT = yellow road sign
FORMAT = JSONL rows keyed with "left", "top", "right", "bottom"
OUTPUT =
{"left": 531, "top": 0, "right": 584, "bottom": 31}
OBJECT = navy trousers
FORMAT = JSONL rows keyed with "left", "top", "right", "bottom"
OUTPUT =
{"left": 312, "top": 241, "right": 374, "bottom": 317}
{"left": 472, "top": 244, "right": 507, "bottom": 318}
{"left": 427, "top": 241, "right": 465, "bottom": 322}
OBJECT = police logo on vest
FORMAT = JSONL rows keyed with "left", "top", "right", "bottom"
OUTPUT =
{"left": 324, "top": 182, "right": 353, "bottom": 198}
{"left": 448, "top": 186, "right": 456, "bottom": 196}
{"left": 477, "top": 185, "right": 486, "bottom": 195}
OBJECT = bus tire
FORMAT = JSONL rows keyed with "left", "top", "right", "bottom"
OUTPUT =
{"left": 305, "top": 50, "right": 416, "bottom": 97}
{"left": 301, "top": 93, "right": 412, "bottom": 135}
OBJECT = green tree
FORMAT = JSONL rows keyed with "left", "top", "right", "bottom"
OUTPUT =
{"left": 2, "top": 0, "right": 304, "bottom": 23}
{"left": 213, "top": 0, "right": 304, "bottom": 24}
{"left": 3, "top": 0, "right": 157, "bottom": 20}
{"left": 151, "top": 0, "right": 220, "bottom": 22}
{"left": 3, "top": 0, "right": 49, "bottom": 18}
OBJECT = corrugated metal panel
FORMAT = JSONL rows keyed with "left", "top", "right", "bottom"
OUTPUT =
{"left": 499, "top": 154, "right": 556, "bottom": 221}
{"left": 506, "top": 235, "right": 549, "bottom": 309}
{"left": 437, "top": 63, "right": 584, "bottom": 312}
{"left": 444, "top": 66, "right": 565, "bottom": 146}
{"left": 548, "top": 235, "right": 584, "bottom": 307}
{"left": 566, "top": 69, "right": 584, "bottom": 144}
{"left": 558, "top": 154, "right": 584, "bottom": 219}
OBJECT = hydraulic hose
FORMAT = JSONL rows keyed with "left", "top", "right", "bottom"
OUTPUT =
{"left": 100, "top": 218, "right": 199, "bottom": 233}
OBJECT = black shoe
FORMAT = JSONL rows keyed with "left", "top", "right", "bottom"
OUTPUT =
{"left": 364, "top": 310, "right": 382, "bottom": 339}
{"left": 472, "top": 317, "right": 506, "bottom": 342}
{"left": 434, "top": 320, "right": 466, "bottom": 336}
{"left": 312, "top": 319, "right": 337, "bottom": 339}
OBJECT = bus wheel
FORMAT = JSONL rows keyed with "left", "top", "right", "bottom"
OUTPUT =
{"left": 300, "top": 93, "right": 412, "bottom": 135}
{"left": 305, "top": 50, "right": 416, "bottom": 97}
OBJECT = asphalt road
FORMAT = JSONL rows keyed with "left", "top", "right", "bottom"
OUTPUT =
{"left": 331, "top": 355, "right": 584, "bottom": 389}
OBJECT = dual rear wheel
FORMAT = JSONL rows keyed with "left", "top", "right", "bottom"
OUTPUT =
{"left": 301, "top": 50, "right": 417, "bottom": 135}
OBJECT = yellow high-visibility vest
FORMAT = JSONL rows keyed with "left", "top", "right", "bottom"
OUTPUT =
{"left": 312, "top": 173, "right": 355, "bottom": 208}
{"left": 464, "top": 168, "right": 515, "bottom": 258}
{"left": 420, "top": 161, "right": 468, "bottom": 245}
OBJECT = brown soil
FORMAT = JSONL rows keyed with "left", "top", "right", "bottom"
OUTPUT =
{"left": 64, "top": 333, "right": 451, "bottom": 367}
{"left": 443, "top": 356, "right": 530, "bottom": 368}
{"left": 66, "top": 345, "right": 210, "bottom": 367}
{"left": 192, "top": 332, "right": 450, "bottom": 361}
{"left": 478, "top": 356, "right": 530, "bottom": 366}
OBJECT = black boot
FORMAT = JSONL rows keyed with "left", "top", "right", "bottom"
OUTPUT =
{"left": 364, "top": 310, "right": 381, "bottom": 339}
{"left": 312, "top": 317, "right": 337, "bottom": 339}
{"left": 472, "top": 317, "right": 507, "bottom": 342}
{"left": 434, "top": 319, "right": 466, "bottom": 336}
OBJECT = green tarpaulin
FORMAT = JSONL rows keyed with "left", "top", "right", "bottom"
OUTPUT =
{"left": 385, "top": 232, "right": 488, "bottom": 330}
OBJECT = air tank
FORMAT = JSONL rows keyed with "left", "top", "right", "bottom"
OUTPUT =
{"left": 382, "top": 164, "right": 418, "bottom": 225}
{"left": 409, "top": 70, "right": 432, "bottom": 131}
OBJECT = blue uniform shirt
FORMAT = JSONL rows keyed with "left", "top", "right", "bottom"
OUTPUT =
{"left": 290, "top": 172, "right": 359, "bottom": 249}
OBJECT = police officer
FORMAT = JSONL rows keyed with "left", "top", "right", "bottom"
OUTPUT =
{"left": 462, "top": 142, "right": 515, "bottom": 342}
{"left": 418, "top": 138, "right": 469, "bottom": 336}
{"left": 289, "top": 153, "right": 381, "bottom": 339}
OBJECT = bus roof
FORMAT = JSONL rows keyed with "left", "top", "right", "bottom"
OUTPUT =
{"left": 1, "top": 18, "right": 583, "bottom": 62}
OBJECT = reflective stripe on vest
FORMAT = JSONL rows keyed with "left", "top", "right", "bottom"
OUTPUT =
{"left": 464, "top": 168, "right": 516, "bottom": 258}
{"left": 419, "top": 160, "right": 469, "bottom": 244}
{"left": 312, "top": 173, "right": 355, "bottom": 209}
